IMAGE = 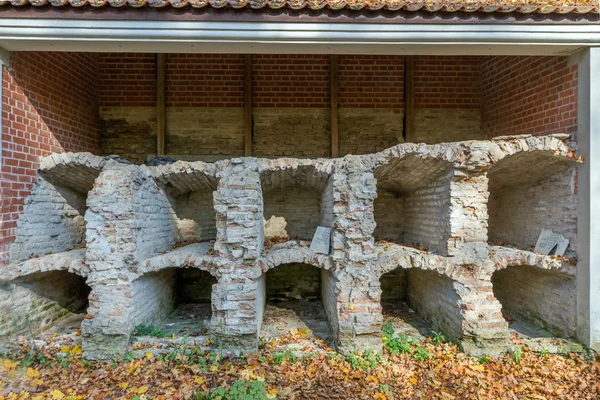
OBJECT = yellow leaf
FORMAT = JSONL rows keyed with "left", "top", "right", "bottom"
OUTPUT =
{"left": 409, "top": 377, "right": 418, "bottom": 385}
{"left": 137, "top": 386, "right": 149, "bottom": 394}
{"left": 469, "top": 364, "right": 485, "bottom": 372}
{"left": 60, "top": 346, "right": 70, "bottom": 354}
{"left": 374, "top": 393, "right": 387, "bottom": 400}
{"left": 341, "top": 368, "right": 350, "bottom": 374}
{"left": 118, "top": 382, "right": 129, "bottom": 390}
{"left": 70, "top": 345, "right": 82, "bottom": 355}
{"left": 50, "top": 390, "right": 65, "bottom": 400}
{"left": 32, "top": 397, "right": 44, "bottom": 400}
{"left": 2, "top": 359, "right": 18, "bottom": 369}
{"left": 127, "top": 361, "right": 140, "bottom": 375}
{"left": 239, "top": 368, "right": 259, "bottom": 381}
{"left": 194, "top": 377, "right": 206, "bottom": 385}
{"left": 298, "top": 328, "right": 310, "bottom": 336}
{"left": 210, "top": 364, "right": 218, "bottom": 372}
{"left": 26, "top": 368, "right": 40, "bottom": 378}
{"left": 366, "top": 375, "right": 379, "bottom": 384}
{"left": 289, "top": 329, "right": 298, "bottom": 335}
{"left": 145, "top": 352, "right": 154, "bottom": 360}
{"left": 31, "top": 379, "right": 43, "bottom": 387}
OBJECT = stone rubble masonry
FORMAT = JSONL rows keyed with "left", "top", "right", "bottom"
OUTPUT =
{"left": 0, "top": 134, "right": 582, "bottom": 359}
{"left": 82, "top": 160, "right": 179, "bottom": 359}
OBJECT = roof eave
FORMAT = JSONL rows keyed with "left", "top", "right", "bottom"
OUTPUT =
{"left": 0, "top": 6, "right": 597, "bottom": 56}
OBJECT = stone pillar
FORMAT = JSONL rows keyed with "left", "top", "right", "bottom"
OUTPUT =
{"left": 212, "top": 158, "right": 264, "bottom": 352}
{"left": 576, "top": 47, "right": 600, "bottom": 352}
{"left": 331, "top": 158, "right": 382, "bottom": 352}
{"left": 331, "top": 158, "right": 378, "bottom": 264}
{"left": 214, "top": 158, "right": 263, "bottom": 260}
{"left": 83, "top": 162, "right": 178, "bottom": 359}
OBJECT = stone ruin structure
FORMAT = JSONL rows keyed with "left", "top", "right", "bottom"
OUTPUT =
{"left": 0, "top": 134, "right": 579, "bottom": 360}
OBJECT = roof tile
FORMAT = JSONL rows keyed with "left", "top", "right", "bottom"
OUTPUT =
{"left": 1, "top": 0, "right": 597, "bottom": 13}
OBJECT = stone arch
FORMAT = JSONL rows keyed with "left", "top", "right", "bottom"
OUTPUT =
{"left": 136, "top": 242, "right": 220, "bottom": 280}
{"left": 489, "top": 247, "right": 575, "bottom": 276}
{"left": 486, "top": 134, "right": 573, "bottom": 166}
{"left": 374, "top": 243, "right": 463, "bottom": 281}
{"left": 0, "top": 249, "right": 88, "bottom": 283}
{"left": 256, "top": 243, "right": 333, "bottom": 275}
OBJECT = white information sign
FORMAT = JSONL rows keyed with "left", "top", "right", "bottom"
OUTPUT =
{"left": 310, "top": 226, "right": 332, "bottom": 255}
{"left": 534, "top": 229, "right": 569, "bottom": 256}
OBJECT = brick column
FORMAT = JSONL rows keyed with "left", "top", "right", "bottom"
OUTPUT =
{"left": 456, "top": 273, "right": 509, "bottom": 357}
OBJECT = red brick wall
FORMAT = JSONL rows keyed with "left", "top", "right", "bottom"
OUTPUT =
{"left": 0, "top": 52, "right": 99, "bottom": 266}
{"left": 481, "top": 56, "right": 578, "bottom": 138}
{"left": 338, "top": 55, "right": 405, "bottom": 109}
{"left": 167, "top": 54, "right": 244, "bottom": 108}
{"left": 252, "top": 54, "right": 330, "bottom": 108}
{"left": 99, "top": 53, "right": 155, "bottom": 107}
{"left": 415, "top": 56, "right": 482, "bottom": 109}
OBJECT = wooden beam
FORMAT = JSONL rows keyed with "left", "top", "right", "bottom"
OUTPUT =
{"left": 330, "top": 55, "right": 339, "bottom": 158}
{"left": 156, "top": 53, "right": 166, "bottom": 156}
{"left": 404, "top": 56, "right": 415, "bottom": 143}
{"left": 244, "top": 54, "right": 253, "bottom": 157}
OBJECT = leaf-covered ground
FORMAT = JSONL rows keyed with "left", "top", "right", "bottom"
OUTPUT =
{"left": 0, "top": 329, "right": 599, "bottom": 400}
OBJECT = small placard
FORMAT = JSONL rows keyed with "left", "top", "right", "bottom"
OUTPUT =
{"left": 534, "top": 229, "right": 569, "bottom": 256}
{"left": 310, "top": 226, "right": 332, "bottom": 255}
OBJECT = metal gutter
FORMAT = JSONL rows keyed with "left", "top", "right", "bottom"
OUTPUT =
{"left": 0, "top": 18, "right": 598, "bottom": 54}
